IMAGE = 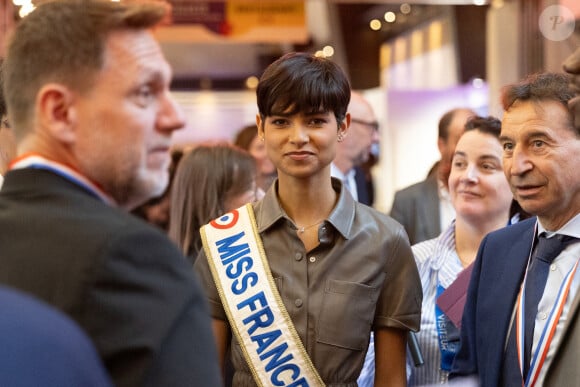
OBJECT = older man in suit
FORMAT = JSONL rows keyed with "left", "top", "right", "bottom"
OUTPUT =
{"left": 543, "top": 46, "right": 580, "bottom": 386}
{"left": 390, "top": 107, "right": 474, "bottom": 244}
{"left": 0, "top": 1, "right": 220, "bottom": 386}
{"left": 451, "top": 72, "right": 580, "bottom": 386}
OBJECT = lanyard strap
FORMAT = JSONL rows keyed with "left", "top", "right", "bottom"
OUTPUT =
{"left": 10, "top": 154, "right": 114, "bottom": 205}
{"left": 435, "top": 284, "right": 461, "bottom": 372}
{"left": 201, "top": 204, "right": 325, "bottom": 387}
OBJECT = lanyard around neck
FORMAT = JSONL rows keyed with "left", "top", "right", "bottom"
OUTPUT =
{"left": 10, "top": 154, "right": 115, "bottom": 205}
{"left": 515, "top": 223, "right": 579, "bottom": 387}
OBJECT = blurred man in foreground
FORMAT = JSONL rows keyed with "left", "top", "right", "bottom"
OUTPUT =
{"left": 0, "top": 1, "right": 220, "bottom": 386}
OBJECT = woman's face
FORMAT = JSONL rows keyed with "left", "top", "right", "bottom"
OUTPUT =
{"left": 248, "top": 134, "right": 276, "bottom": 176}
{"left": 256, "top": 110, "right": 347, "bottom": 180}
{"left": 449, "top": 130, "right": 513, "bottom": 223}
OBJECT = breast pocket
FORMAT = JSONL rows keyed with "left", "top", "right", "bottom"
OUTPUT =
{"left": 317, "top": 279, "right": 378, "bottom": 350}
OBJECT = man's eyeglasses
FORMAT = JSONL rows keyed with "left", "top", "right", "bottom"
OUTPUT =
{"left": 351, "top": 118, "right": 379, "bottom": 132}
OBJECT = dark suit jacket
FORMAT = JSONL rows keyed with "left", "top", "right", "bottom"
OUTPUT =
{"left": 390, "top": 173, "right": 440, "bottom": 245}
{"left": 0, "top": 169, "right": 221, "bottom": 387}
{"left": 0, "top": 285, "right": 112, "bottom": 387}
{"left": 450, "top": 217, "right": 536, "bottom": 387}
{"left": 544, "top": 276, "right": 580, "bottom": 385}
{"left": 354, "top": 166, "right": 373, "bottom": 207}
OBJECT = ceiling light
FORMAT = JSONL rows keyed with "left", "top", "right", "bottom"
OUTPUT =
{"left": 322, "top": 45, "right": 335, "bottom": 57}
{"left": 471, "top": 77, "right": 484, "bottom": 88}
{"left": 369, "top": 19, "right": 382, "bottom": 31}
{"left": 400, "top": 4, "right": 412, "bottom": 15}
{"left": 384, "top": 12, "right": 396, "bottom": 23}
{"left": 245, "top": 76, "right": 259, "bottom": 90}
{"left": 18, "top": 2, "right": 35, "bottom": 17}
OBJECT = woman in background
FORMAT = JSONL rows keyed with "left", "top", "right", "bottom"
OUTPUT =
{"left": 234, "top": 124, "right": 277, "bottom": 194}
{"left": 408, "top": 116, "right": 529, "bottom": 385}
{"left": 168, "top": 143, "right": 258, "bottom": 262}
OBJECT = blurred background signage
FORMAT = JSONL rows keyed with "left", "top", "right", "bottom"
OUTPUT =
{"left": 159, "top": 0, "right": 308, "bottom": 43}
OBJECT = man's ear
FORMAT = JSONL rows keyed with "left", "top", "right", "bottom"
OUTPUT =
{"left": 36, "top": 83, "right": 77, "bottom": 145}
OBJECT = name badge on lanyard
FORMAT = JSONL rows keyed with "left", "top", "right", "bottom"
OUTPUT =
{"left": 435, "top": 284, "right": 461, "bottom": 372}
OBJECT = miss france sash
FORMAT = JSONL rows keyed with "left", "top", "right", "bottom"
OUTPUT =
{"left": 201, "top": 204, "right": 325, "bottom": 387}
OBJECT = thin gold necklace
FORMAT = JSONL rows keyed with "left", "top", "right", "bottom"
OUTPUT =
{"left": 297, "top": 219, "right": 325, "bottom": 234}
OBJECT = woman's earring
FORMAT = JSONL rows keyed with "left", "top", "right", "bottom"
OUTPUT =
{"left": 337, "top": 133, "right": 344, "bottom": 142}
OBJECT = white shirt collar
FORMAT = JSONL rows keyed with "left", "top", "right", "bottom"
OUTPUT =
{"left": 537, "top": 213, "right": 580, "bottom": 239}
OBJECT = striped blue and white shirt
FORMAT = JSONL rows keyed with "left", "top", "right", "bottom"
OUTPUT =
{"left": 407, "top": 221, "right": 463, "bottom": 386}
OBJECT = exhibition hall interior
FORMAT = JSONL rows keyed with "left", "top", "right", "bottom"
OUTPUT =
{"left": 1, "top": 0, "right": 578, "bottom": 211}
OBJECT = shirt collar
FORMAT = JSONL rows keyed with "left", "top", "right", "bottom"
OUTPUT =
{"left": 537, "top": 213, "right": 580, "bottom": 239}
{"left": 330, "top": 162, "right": 355, "bottom": 181}
{"left": 253, "top": 177, "right": 356, "bottom": 239}
{"left": 429, "top": 220, "right": 458, "bottom": 271}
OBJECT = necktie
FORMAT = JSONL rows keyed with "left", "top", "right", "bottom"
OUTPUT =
{"left": 522, "top": 233, "right": 577, "bottom": 376}
{"left": 501, "top": 233, "right": 577, "bottom": 386}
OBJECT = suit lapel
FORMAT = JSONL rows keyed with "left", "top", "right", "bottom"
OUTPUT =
{"left": 483, "top": 221, "right": 535, "bottom": 384}
{"left": 353, "top": 167, "right": 371, "bottom": 206}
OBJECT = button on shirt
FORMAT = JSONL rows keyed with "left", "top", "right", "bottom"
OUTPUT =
{"left": 194, "top": 178, "right": 422, "bottom": 386}
{"left": 529, "top": 214, "right": 580, "bottom": 385}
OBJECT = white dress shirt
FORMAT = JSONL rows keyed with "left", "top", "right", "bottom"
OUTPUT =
{"left": 530, "top": 213, "right": 580, "bottom": 385}
{"left": 330, "top": 163, "right": 358, "bottom": 202}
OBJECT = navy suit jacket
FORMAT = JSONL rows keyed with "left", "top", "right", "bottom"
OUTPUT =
{"left": 451, "top": 217, "right": 537, "bottom": 387}
{"left": 0, "top": 285, "right": 112, "bottom": 387}
{"left": 354, "top": 166, "right": 373, "bottom": 207}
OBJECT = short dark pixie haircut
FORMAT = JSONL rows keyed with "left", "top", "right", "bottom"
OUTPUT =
{"left": 256, "top": 52, "right": 351, "bottom": 126}
{"left": 501, "top": 72, "right": 576, "bottom": 135}
{"left": 464, "top": 115, "right": 501, "bottom": 138}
